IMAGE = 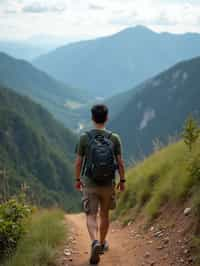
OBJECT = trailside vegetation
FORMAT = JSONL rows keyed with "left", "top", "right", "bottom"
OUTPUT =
{"left": 2, "top": 208, "right": 66, "bottom": 266}
{"left": 0, "top": 197, "right": 32, "bottom": 260}
{"left": 113, "top": 117, "right": 200, "bottom": 264}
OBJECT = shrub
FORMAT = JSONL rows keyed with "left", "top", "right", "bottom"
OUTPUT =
{"left": 0, "top": 198, "right": 31, "bottom": 258}
{"left": 182, "top": 116, "right": 200, "bottom": 152}
{"left": 4, "top": 209, "right": 66, "bottom": 266}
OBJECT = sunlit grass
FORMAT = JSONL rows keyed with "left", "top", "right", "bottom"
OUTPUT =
{"left": 4, "top": 209, "right": 66, "bottom": 266}
{"left": 114, "top": 139, "right": 200, "bottom": 221}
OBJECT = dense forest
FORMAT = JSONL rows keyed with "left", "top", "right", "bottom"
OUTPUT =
{"left": 0, "top": 85, "right": 79, "bottom": 211}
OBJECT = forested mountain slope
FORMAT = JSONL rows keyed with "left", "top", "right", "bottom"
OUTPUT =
{"left": 0, "top": 52, "right": 88, "bottom": 129}
{"left": 0, "top": 85, "right": 78, "bottom": 210}
{"left": 109, "top": 56, "right": 200, "bottom": 160}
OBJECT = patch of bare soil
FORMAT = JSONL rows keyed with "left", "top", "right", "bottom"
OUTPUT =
{"left": 59, "top": 206, "right": 195, "bottom": 266}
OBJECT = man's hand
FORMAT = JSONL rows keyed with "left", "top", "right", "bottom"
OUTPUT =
{"left": 117, "top": 181, "right": 125, "bottom": 192}
{"left": 75, "top": 179, "right": 84, "bottom": 191}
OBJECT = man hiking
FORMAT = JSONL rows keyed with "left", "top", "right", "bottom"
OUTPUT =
{"left": 75, "top": 104, "right": 126, "bottom": 265}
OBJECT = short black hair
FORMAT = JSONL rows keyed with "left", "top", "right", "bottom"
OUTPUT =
{"left": 91, "top": 104, "right": 108, "bottom": 124}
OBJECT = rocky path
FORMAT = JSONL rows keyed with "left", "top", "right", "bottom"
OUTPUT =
{"left": 60, "top": 211, "right": 194, "bottom": 266}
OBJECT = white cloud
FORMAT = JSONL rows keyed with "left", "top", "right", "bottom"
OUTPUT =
{"left": 22, "top": 2, "right": 67, "bottom": 13}
{"left": 0, "top": 0, "right": 200, "bottom": 40}
{"left": 89, "top": 4, "right": 104, "bottom": 10}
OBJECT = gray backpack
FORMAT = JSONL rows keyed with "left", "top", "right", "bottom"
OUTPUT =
{"left": 84, "top": 130, "right": 116, "bottom": 184}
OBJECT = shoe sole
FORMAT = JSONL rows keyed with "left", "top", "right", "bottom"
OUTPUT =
{"left": 99, "top": 245, "right": 109, "bottom": 255}
{"left": 89, "top": 244, "right": 101, "bottom": 265}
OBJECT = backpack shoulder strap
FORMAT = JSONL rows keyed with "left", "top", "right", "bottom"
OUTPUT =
{"left": 86, "top": 130, "right": 96, "bottom": 141}
{"left": 86, "top": 130, "right": 98, "bottom": 147}
{"left": 103, "top": 130, "right": 112, "bottom": 139}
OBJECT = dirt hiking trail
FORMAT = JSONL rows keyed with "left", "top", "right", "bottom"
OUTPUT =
{"left": 60, "top": 211, "right": 194, "bottom": 266}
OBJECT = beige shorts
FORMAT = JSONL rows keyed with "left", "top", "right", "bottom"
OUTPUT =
{"left": 82, "top": 186, "right": 115, "bottom": 215}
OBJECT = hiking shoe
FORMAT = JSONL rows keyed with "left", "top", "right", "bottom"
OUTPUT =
{"left": 89, "top": 240, "right": 101, "bottom": 265}
{"left": 100, "top": 240, "right": 109, "bottom": 255}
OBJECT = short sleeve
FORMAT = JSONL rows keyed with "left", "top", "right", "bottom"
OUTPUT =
{"left": 76, "top": 133, "right": 87, "bottom": 157}
{"left": 112, "top": 133, "right": 122, "bottom": 156}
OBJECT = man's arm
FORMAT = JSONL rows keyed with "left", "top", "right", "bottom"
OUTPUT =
{"left": 116, "top": 154, "right": 126, "bottom": 181}
{"left": 74, "top": 155, "right": 84, "bottom": 190}
{"left": 74, "top": 134, "right": 86, "bottom": 190}
{"left": 75, "top": 155, "right": 83, "bottom": 179}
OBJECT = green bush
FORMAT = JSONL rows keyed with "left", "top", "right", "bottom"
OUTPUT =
{"left": 4, "top": 209, "right": 66, "bottom": 266}
{"left": 182, "top": 116, "right": 200, "bottom": 152}
{"left": 188, "top": 153, "right": 200, "bottom": 184}
{"left": 0, "top": 198, "right": 31, "bottom": 258}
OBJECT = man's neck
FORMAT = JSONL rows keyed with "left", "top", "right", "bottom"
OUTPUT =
{"left": 94, "top": 123, "right": 106, "bottom": 130}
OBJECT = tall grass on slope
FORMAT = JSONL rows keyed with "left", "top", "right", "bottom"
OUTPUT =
{"left": 114, "top": 139, "right": 200, "bottom": 221}
{"left": 4, "top": 209, "right": 66, "bottom": 266}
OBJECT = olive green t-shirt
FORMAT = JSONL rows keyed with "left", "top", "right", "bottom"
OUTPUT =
{"left": 76, "top": 129, "right": 122, "bottom": 187}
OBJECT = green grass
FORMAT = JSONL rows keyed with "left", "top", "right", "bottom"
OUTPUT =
{"left": 4, "top": 209, "right": 66, "bottom": 266}
{"left": 114, "top": 139, "right": 200, "bottom": 221}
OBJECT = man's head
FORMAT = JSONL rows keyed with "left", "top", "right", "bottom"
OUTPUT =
{"left": 91, "top": 104, "right": 108, "bottom": 125}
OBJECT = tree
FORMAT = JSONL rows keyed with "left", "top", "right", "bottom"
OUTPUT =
{"left": 182, "top": 116, "right": 200, "bottom": 151}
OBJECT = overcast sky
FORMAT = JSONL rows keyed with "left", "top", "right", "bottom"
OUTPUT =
{"left": 1, "top": 0, "right": 200, "bottom": 42}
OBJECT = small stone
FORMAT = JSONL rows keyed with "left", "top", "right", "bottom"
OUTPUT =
{"left": 184, "top": 208, "right": 191, "bottom": 216}
{"left": 144, "top": 251, "right": 150, "bottom": 258}
{"left": 64, "top": 251, "right": 71, "bottom": 256}
{"left": 188, "top": 257, "right": 193, "bottom": 263}
{"left": 64, "top": 248, "right": 71, "bottom": 255}
{"left": 157, "top": 246, "right": 164, "bottom": 250}
{"left": 163, "top": 237, "right": 169, "bottom": 245}
{"left": 163, "top": 255, "right": 168, "bottom": 260}
{"left": 148, "top": 240, "right": 153, "bottom": 244}
{"left": 150, "top": 226, "right": 154, "bottom": 232}
{"left": 184, "top": 249, "right": 189, "bottom": 254}
{"left": 154, "top": 231, "right": 163, "bottom": 238}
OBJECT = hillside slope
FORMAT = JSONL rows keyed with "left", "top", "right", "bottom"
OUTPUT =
{"left": 112, "top": 138, "right": 200, "bottom": 264}
{"left": 0, "top": 52, "right": 88, "bottom": 129}
{"left": 33, "top": 26, "right": 200, "bottom": 97}
{"left": 109, "top": 56, "right": 200, "bottom": 160}
{"left": 0, "top": 85, "right": 78, "bottom": 210}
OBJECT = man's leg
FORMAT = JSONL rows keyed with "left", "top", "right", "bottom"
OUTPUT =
{"left": 99, "top": 187, "right": 112, "bottom": 245}
{"left": 99, "top": 209, "right": 109, "bottom": 245}
{"left": 83, "top": 188, "right": 101, "bottom": 264}
{"left": 82, "top": 187, "right": 99, "bottom": 242}
{"left": 86, "top": 214, "right": 98, "bottom": 242}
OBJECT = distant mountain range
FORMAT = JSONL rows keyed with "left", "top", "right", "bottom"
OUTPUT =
{"left": 0, "top": 41, "right": 50, "bottom": 60}
{"left": 0, "top": 35, "right": 70, "bottom": 60}
{"left": 33, "top": 25, "right": 200, "bottom": 97}
{"left": 109, "top": 56, "right": 200, "bottom": 161}
{"left": 0, "top": 52, "right": 89, "bottom": 129}
{"left": 0, "top": 85, "right": 78, "bottom": 210}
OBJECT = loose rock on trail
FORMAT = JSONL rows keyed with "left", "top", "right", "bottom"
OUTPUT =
{"left": 59, "top": 210, "right": 193, "bottom": 266}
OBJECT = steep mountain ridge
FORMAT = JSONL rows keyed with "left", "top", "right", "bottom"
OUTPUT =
{"left": 109, "top": 56, "right": 200, "bottom": 160}
{"left": 0, "top": 52, "right": 89, "bottom": 129}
